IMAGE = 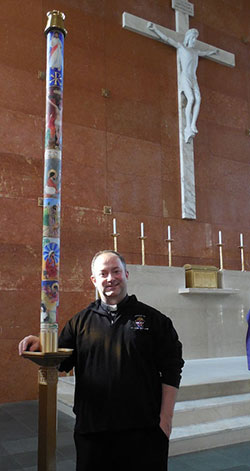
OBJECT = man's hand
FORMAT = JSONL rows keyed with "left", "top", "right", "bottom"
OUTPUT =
{"left": 160, "top": 384, "right": 178, "bottom": 439}
{"left": 18, "top": 335, "right": 41, "bottom": 356}
{"left": 160, "top": 414, "right": 172, "bottom": 438}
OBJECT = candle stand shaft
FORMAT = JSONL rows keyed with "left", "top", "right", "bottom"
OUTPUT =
{"left": 217, "top": 244, "right": 224, "bottom": 270}
{"left": 139, "top": 237, "right": 146, "bottom": 265}
{"left": 38, "top": 367, "right": 58, "bottom": 471}
{"left": 166, "top": 239, "right": 173, "bottom": 267}
{"left": 22, "top": 350, "right": 73, "bottom": 471}
{"left": 111, "top": 233, "right": 120, "bottom": 252}
{"left": 240, "top": 246, "right": 245, "bottom": 272}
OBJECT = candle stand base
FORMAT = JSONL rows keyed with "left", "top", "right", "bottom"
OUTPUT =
{"left": 22, "top": 349, "right": 73, "bottom": 471}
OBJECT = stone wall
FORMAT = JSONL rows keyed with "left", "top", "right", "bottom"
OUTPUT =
{"left": 1, "top": 0, "right": 250, "bottom": 402}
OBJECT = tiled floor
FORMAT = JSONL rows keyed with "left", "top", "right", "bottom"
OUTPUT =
{"left": 0, "top": 401, "right": 249, "bottom": 471}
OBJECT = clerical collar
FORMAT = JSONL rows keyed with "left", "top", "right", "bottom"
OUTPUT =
{"left": 101, "top": 302, "right": 117, "bottom": 312}
{"left": 101, "top": 294, "right": 129, "bottom": 312}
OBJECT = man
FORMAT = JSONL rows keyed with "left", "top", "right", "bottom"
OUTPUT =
{"left": 19, "top": 250, "right": 184, "bottom": 471}
{"left": 147, "top": 23, "right": 217, "bottom": 143}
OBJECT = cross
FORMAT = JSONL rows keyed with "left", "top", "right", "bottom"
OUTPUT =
{"left": 122, "top": 0, "right": 235, "bottom": 219}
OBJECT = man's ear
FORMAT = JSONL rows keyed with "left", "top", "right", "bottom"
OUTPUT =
{"left": 90, "top": 275, "right": 96, "bottom": 286}
{"left": 125, "top": 270, "right": 129, "bottom": 280}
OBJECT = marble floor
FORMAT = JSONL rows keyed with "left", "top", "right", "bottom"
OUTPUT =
{"left": 0, "top": 400, "right": 249, "bottom": 471}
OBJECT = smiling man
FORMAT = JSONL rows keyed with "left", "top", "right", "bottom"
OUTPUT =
{"left": 19, "top": 250, "right": 184, "bottom": 471}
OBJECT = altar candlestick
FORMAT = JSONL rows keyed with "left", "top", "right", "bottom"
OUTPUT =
{"left": 111, "top": 218, "right": 119, "bottom": 252}
{"left": 239, "top": 233, "right": 245, "bottom": 272}
{"left": 166, "top": 225, "right": 173, "bottom": 267}
{"left": 139, "top": 222, "right": 146, "bottom": 265}
{"left": 217, "top": 231, "right": 224, "bottom": 270}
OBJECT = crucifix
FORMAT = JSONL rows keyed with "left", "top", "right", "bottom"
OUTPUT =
{"left": 122, "top": 0, "right": 235, "bottom": 219}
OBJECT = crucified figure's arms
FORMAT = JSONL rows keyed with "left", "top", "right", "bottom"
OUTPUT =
{"left": 198, "top": 48, "right": 219, "bottom": 57}
{"left": 147, "top": 22, "right": 179, "bottom": 49}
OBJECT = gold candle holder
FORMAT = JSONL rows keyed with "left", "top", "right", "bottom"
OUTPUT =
{"left": 111, "top": 232, "right": 120, "bottom": 252}
{"left": 217, "top": 243, "right": 224, "bottom": 270}
{"left": 239, "top": 244, "right": 245, "bottom": 272}
{"left": 165, "top": 238, "right": 173, "bottom": 267}
{"left": 139, "top": 236, "right": 147, "bottom": 265}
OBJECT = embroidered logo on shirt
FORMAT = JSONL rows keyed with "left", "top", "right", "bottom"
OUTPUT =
{"left": 130, "top": 315, "right": 149, "bottom": 331}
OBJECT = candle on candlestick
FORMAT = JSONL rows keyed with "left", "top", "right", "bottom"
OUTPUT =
{"left": 218, "top": 231, "right": 222, "bottom": 245}
{"left": 141, "top": 222, "right": 144, "bottom": 238}
{"left": 113, "top": 218, "right": 117, "bottom": 235}
{"left": 168, "top": 225, "right": 171, "bottom": 240}
{"left": 217, "top": 231, "right": 224, "bottom": 270}
{"left": 139, "top": 222, "right": 146, "bottom": 265}
{"left": 240, "top": 233, "right": 244, "bottom": 247}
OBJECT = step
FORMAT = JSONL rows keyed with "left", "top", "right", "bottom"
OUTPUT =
{"left": 169, "top": 415, "right": 250, "bottom": 456}
{"left": 178, "top": 356, "right": 250, "bottom": 401}
{"left": 173, "top": 393, "right": 250, "bottom": 427}
{"left": 57, "top": 357, "right": 250, "bottom": 456}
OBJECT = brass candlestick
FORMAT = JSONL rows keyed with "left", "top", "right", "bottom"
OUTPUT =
{"left": 217, "top": 243, "right": 224, "bottom": 270}
{"left": 22, "top": 349, "right": 72, "bottom": 471}
{"left": 139, "top": 236, "right": 147, "bottom": 265}
{"left": 239, "top": 244, "right": 245, "bottom": 272}
{"left": 111, "top": 232, "right": 120, "bottom": 252}
{"left": 165, "top": 238, "right": 173, "bottom": 267}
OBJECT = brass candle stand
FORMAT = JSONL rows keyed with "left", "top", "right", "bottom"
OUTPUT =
{"left": 111, "top": 232, "right": 120, "bottom": 252}
{"left": 139, "top": 236, "right": 147, "bottom": 265}
{"left": 239, "top": 243, "right": 245, "bottom": 272}
{"left": 22, "top": 349, "right": 73, "bottom": 471}
{"left": 217, "top": 242, "right": 224, "bottom": 270}
{"left": 165, "top": 237, "right": 173, "bottom": 267}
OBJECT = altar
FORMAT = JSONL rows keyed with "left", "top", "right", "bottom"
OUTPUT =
{"left": 126, "top": 265, "right": 248, "bottom": 359}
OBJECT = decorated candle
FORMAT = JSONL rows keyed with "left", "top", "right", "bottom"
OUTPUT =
{"left": 40, "top": 11, "right": 67, "bottom": 352}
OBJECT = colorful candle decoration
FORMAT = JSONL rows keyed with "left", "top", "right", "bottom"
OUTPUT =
{"left": 40, "top": 11, "right": 67, "bottom": 352}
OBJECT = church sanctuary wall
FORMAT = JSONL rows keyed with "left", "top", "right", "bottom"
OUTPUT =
{"left": 0, "top": 0, "right": 250, "bottom": 402}
{"left": 127, "top": 265, "right": 249, "bottom": 360}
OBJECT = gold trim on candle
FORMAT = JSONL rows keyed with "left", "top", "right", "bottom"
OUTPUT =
{"left": 44, "top": 10, "right": 67, "bottom": 36}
